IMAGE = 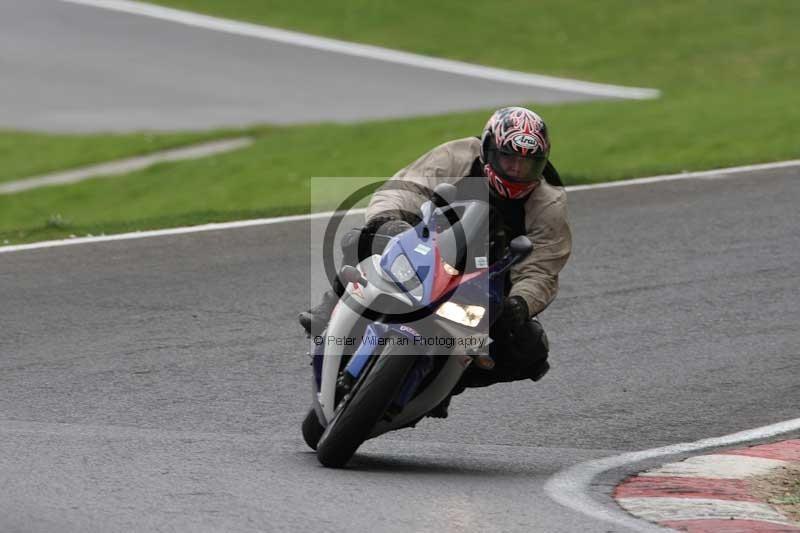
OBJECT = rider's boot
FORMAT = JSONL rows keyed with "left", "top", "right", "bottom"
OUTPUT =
{"left": 298, "top": 290, "right": 338, "bottom": 335}
{"left": 528, "top": 359, "right": 550, "bottom": 382}
{"left": 523, "top": 319, "right": 550, "bottom": 382}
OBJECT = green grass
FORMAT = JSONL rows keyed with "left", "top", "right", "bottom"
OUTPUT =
{"left": 148, "top": 0, "right": 799, "bottom": 92}
{"left": 0, "top": 130, "right": 240, "bottom": 184}
{"left": 768, "top": 471, "right": 800, "bottom": 521}
{"left": 5, "top": 84, "right": 799, "bottom": 245}
{"left": 3, "top": 0, "right": 799, "bottom": 244}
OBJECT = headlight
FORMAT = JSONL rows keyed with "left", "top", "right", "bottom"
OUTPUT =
{"left": 389, "top": 254, "right": 416, "bottom": 283}
{"left": 387, "top": 253, "right": 423, "bottom": 300}
{"left": 435, "top": 302, "right": 485, "bottom": 327}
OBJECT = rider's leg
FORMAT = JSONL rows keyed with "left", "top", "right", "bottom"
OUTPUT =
{"left": 426, "top": 312, "right": 551, "bottom": 419}
{"left": 510, "top": 317, "right": 550, "bottom": 382}
{"left": 297, "top": 277, "right": 345, "bottom": 335}
{"left": 456, "top": 317, "right": 550, "bottom": 389}
{"left": 297, "top": 227, "right": 366, "bottom": 334}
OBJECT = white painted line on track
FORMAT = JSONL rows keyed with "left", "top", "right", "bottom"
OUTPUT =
{"left": 57, "top": 0, "right": 660, "bottom": 100}
{"left": 0, "top": 137, "right": 253, "bottom": 195}
{"left": 616, "top": 497, "right": 794, "bottom": 525}
{"left": 640, "top": 454, "right": 788, "bottom": 479}
{"left": 566, "top": 158, "right": 800, "bottom": 191}
{"left": 2, "top": 158, "right": 799, "bottom": 255}
{"left": 0, "top": 209, "right": 367, "bottom": 254}
{"left": 543, "top": 417, "right": 800, "bottom": 533}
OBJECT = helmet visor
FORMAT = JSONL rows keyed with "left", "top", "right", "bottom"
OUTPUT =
{"left": 488, "top": 148, "right": 547, "bottom": 183}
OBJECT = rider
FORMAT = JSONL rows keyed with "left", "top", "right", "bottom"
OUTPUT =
{"left": 299, "top": 106, "right": 572, "bottom": 416}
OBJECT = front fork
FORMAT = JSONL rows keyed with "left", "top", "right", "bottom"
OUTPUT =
{"left": 314, "top": 320, "right": 430, "bottom": 424}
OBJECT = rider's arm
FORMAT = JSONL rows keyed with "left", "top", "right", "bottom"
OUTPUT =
{"left": 365, "top": 140, "right": 469, "bottom": 227}
{"left": 508, "top": 187, "right": 572, "bottom": 317}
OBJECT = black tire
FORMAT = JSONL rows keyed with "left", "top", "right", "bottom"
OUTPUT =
{"left": 302, "top": 408, "right": 325, "bottom": 451}
{"left": 316, "top": 346, "right": 417, "bottom": 468}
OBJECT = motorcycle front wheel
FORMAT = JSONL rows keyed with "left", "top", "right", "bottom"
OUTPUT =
{"left": 316, "top": 341, "right": 417, "bottom": 468}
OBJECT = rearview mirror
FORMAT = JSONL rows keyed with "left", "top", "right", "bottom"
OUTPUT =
{"left": 339, "top": 265, "right": 366, "bottom": 286}
{"left": 509, "top": 236, "right": 534, "bottom": 259}
{"left": 432, "top": 183, "right": 457, "bottom": 207}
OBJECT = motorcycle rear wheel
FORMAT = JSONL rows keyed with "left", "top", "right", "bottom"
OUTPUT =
{"left": 316, "top": 343, "right": 416, "bottom": 468}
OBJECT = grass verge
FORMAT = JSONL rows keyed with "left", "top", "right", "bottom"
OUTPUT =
{"left": 4, "top": 84, "right": 799, "bottom": 246}
{"left": 2, "top": 0, "right": 799, "bottom": 244}
{"left": 147, "top": 0, "right": 799, "bottom": 92}
{"left": 752, "top": 463, "right": 800, "bottom": 525}
{"left": 0, "top": 129, "right": 241, "bottom": 184}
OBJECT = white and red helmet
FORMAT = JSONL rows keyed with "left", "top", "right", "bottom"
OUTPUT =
{"left": 480, "top": 107, "right": 550, "bottom": 199}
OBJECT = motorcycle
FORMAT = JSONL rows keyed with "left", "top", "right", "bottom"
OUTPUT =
{"left": 302, "top": 183, "right": 534, "bottom": 467}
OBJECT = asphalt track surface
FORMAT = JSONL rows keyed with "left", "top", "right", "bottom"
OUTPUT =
{"left": 2, "top": 167, "right": 798, "bottom": 532}
{"left": 1, "top": 0, "right": 607, "bottom": 133}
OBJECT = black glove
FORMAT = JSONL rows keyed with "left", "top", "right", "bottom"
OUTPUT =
{"left": 342, "top": 218, "right": 413, "bottom": 266}
{"left": 501, "top": 295, "right": 530, "bottom": 332}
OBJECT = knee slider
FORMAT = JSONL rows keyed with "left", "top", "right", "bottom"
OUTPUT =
{"left": 521, "top": 319, "right": 550, "bottom": 382}
{"left": 526, "top": 319, "right": 549, "bottom": 356}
